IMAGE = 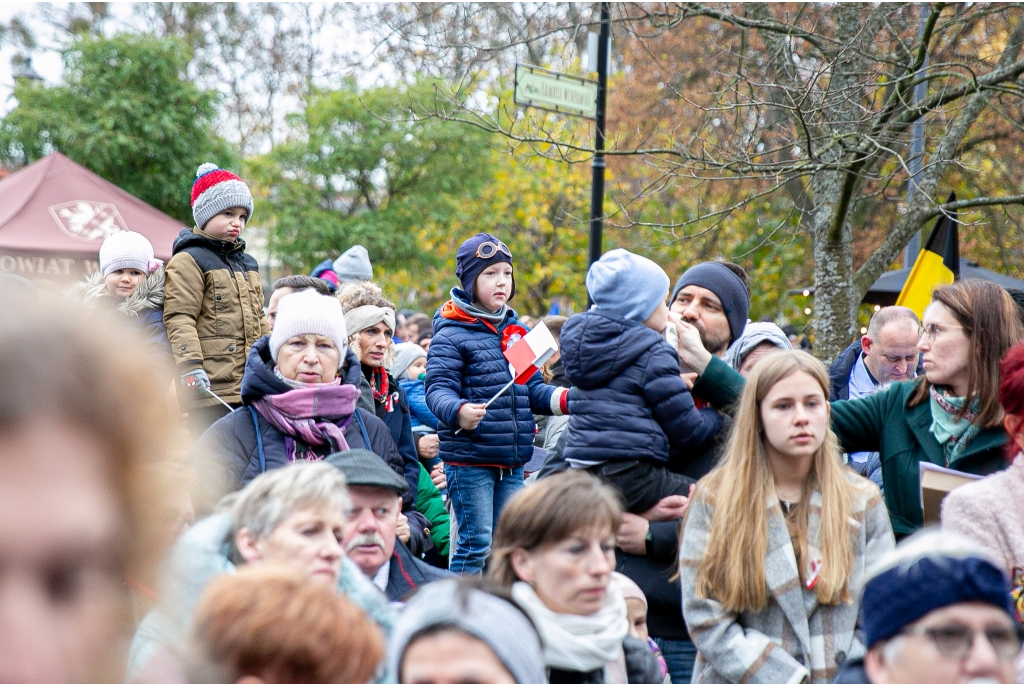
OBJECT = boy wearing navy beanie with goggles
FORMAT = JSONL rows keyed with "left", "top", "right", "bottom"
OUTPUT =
{"left": 425, "top": 233, "right": 568, "bottom": 574}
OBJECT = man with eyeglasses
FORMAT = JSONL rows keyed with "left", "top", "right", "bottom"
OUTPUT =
{"left": 828, "top": 306, "right": 921, "bottom": 486}
{"left": 837, "top": 529, "right": 1020, "bottom": 684}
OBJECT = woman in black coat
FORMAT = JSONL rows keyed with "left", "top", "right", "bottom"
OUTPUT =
{"left": 191, "top": 289, "right": 433, "bottom": 555}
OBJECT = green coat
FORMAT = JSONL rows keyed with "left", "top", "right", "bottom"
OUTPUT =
{"left": 416, "top": 463, "right": 450, "bottom": 559}
{"left": 693, "top": 355, "right": 1009, "bottom": 538}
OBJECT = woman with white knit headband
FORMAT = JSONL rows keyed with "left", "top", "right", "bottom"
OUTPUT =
{"left": 339, "top": 281, "right": 451, "bottom": 562}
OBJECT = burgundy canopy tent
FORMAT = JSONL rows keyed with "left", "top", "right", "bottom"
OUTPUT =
{"left": 0, "top": 153, "right": 186, "bottom": 281}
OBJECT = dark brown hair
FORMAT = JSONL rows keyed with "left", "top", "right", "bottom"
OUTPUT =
{"left": 271, "top": 275, "right": 334, "bottom": 297}
{"left": 488, "top": 471, "right": 623, "bottom": 588}
{"left": 909, "top": 279, "right": 1024, "bottom": 427}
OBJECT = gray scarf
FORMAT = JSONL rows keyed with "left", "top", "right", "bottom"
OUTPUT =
{"left": 451, "top": 289, "right": 508, "bottom": 326}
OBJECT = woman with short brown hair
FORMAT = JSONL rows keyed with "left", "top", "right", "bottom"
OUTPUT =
{"left": 490, "top": 471, "right": 660, "bottom": 684}
{"left": 0, "top": 296, "right": 170, "bottom": 682}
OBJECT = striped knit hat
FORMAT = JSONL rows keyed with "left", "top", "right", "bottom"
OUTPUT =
{"left": 190, "top": 163, "right": 254, "bottom": 230}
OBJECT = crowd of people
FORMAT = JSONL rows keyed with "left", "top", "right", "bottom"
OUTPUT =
{"left": 5, "top": 162, "right": 1024, "bottom": 684}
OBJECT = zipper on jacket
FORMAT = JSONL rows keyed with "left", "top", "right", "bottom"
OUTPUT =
{"left": 511, "top": 375, "right": 519, "bottom": 463}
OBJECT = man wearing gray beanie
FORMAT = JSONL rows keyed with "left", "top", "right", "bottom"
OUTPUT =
{"left": 388, "top": 579, "right": 546, "bottom": 684}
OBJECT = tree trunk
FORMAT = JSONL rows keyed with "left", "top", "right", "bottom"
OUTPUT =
{"left": 811, "top": 170, "right": 858, "bottom": 363}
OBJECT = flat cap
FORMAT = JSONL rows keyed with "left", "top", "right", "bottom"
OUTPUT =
{"left": 324, "top": 449, "right": 409, "bottom": 494}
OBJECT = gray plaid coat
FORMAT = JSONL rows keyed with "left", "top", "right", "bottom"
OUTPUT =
{"left": 680, "top": 476, "right": 894, "bottom": 683}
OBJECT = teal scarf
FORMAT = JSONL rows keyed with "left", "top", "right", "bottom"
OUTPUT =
{"left": 928, "top": 386, "right": 981, "bottom": 465}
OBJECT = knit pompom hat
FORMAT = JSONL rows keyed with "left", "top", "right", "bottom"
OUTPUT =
{"left": 269, "top": 289, "right": 348, "bottom": 368}
{"left": 99, "top": 231, "right": 161, "bottom": 277}
{"left": 191, "top": 162, "right": 254, "bottom": 231}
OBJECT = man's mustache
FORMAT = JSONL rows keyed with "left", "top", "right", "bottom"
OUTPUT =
{"left": 346, "top": 532, "right": 385, "bottom": 553}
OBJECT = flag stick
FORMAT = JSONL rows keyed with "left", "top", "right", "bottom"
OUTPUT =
{"left": 203, "top": 387, "right": 236, "bottom": 411}
{"left": 454, "top": 378, "right": 517, "bottom": 435}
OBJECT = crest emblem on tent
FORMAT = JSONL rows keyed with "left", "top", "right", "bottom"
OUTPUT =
{"left": 47, "top": 200, "right": 128, "bottom": 241}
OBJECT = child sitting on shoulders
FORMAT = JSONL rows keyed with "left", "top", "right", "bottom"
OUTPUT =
{"left": 69, "top": 230, "right": 171, "bottom": 363}
{"left": 559, "top": 249, "right": 722, "bottom": 517}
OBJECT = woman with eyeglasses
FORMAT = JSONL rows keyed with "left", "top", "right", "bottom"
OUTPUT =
{"left": 677, "top": 279, "right": 1024, "bottom": 540}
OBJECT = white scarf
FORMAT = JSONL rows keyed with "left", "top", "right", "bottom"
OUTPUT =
{"left": 512, "top": 580, "right": 629, "bottom": 681}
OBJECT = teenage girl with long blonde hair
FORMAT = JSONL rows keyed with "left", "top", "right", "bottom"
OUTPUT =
{"left": 679, "top": 350, "right": 895, "bottom": 684}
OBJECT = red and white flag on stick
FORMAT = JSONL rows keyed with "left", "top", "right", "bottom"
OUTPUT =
{"left": 503, "top": 321, "right": 559, "bottom": 384}
{"left": 454, "top": 322, "right": 560, "bottom": 434}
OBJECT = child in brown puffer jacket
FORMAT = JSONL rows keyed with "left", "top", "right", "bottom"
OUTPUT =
{"left": 163, "top": 163, "right": 269, "bottom": 436}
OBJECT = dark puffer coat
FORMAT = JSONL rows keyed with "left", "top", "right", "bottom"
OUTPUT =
{"left": 192, "top": 337, "right": 412, "bottom": 513}
{"left": 560, "top": 310, "right": 722, "bottom": 465}
{"left": 358, "top": 368, "right": 421, "bottom": 497}
{"left": 425, "top": 291, "right": 561, "bottom": 468}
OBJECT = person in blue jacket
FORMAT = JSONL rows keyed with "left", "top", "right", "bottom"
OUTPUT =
{"left": 560, "top": 249, "right": 722, "bottom": 515}
{"left": 394, "top": 342, "right": 439, "bottom": 432}
{"left": 426, "top": 233, "right": 569, "bottom": 574}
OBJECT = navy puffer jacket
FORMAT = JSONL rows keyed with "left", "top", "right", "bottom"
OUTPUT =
{"left": 560, "top": 310, "right": 722, "bottom": 464}
{"left": 425, "top": 290, "right": 562, "bottom": 468}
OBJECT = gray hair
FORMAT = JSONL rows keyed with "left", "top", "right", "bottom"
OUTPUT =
{"left": 866, "top": 306, "right": 920, "bottom": 339}
{"left": 227, "top": 462, "right": 349, "bottom": 540}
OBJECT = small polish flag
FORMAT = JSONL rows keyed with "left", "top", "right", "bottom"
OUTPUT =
{"left": 504, "top": 321, "right": 559, "bottom": 384}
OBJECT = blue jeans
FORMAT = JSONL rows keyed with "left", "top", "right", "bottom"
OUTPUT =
{"left": 653, "top": 637, "right": 697, "bottom": 684}
{"left": 445, "top": 464, "right": 523, "bottom": 574}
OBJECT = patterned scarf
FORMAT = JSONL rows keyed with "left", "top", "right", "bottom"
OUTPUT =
{"left": 928, "top": 385, "right": 982, "bottom": 465}
{"left": 253, "top": 383, "right": 360, "bottom": 463}
{"left": 370, "top": 366, "right": 390, "bottom": 404}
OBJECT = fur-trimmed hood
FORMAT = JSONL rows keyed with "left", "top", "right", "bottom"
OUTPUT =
{"left": 67, "top": 267, "right": 165, "bottom": 318}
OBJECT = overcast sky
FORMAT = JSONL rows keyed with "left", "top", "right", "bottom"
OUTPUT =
{"left": 0, "top": 3, "right": 376, "bottom": 121}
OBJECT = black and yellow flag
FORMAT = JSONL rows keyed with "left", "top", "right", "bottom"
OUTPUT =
{"left": 896, "top": 193, "right": 960, "bottom": 317}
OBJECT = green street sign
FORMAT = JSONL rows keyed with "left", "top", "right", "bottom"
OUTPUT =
{"left": 514, "top": 64, "right": 598, "bottom": 119}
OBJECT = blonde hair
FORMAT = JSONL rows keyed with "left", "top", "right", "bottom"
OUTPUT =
{"left": 226, "top": 462, "right": 349, "bottom": 540}
{"left": 689, "top": 349, "right": 866, "bottom": 612}
{"left": 337, "top": 281, "right": 397, "bottom": 369}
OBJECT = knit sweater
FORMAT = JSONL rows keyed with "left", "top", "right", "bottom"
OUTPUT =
{"left": 942, "top": 454, "right": 1024, "bottom": 574}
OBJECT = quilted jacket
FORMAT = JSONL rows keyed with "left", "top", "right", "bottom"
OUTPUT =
{"left": 191, "top": 338, "right": 410, "bottom": 507}
{"left": 560, "top": 309, "right": 722, "bottom": 465}
{"left": 425, "top": 289, "right": 565, "bottom": 468}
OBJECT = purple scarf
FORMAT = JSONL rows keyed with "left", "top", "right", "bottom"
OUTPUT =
{"left": 253, "top": 383, "right": 361, "bottom": 463}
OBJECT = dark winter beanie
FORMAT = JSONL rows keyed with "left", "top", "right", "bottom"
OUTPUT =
{"left": 862, "top": 555, "right": 1012, "bottom": 647}
{"left": 670, "top": 262, "right": 749, "bottom": 344}
{"left": 455, "top": 233, "right": 516, "bottom": 304}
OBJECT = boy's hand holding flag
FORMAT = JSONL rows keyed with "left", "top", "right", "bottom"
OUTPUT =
{"left": 455, "top": 322, "right": 560, "bottom": 433}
